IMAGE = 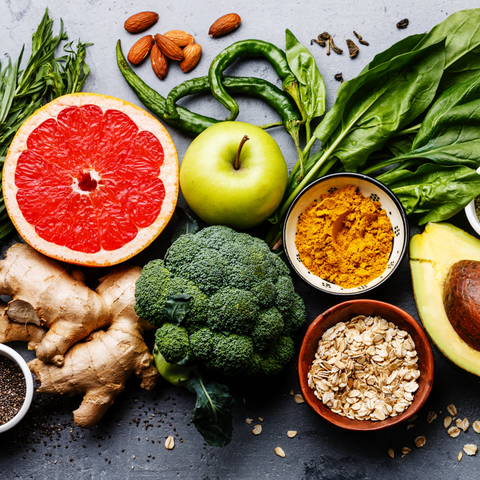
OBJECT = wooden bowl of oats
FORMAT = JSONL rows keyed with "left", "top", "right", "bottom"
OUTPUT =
{"left": 298, "top": 299, "right": 434, "bottom": 431}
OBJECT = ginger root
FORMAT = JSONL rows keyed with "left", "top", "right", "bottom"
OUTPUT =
{"left": 0, "top": 244, "right": 158, "bottom": 428}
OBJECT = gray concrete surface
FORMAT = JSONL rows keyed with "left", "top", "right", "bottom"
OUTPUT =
{"left": 1, "top": 0, "right": 480, "bottom": 478}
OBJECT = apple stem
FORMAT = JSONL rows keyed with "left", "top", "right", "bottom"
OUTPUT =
{"left": 235, "top": 135, "right": 249, "bottom": 170}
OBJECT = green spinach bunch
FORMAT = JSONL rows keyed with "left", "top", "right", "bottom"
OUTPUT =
{"left": 266, "top": 9, "right": 480, "bottom": 247}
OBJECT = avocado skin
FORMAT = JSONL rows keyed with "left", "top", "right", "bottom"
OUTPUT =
{"left": 444, "top": 260, "right": 480, "bottom": 351}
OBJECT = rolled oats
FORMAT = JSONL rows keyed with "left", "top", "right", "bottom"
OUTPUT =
{"left": 401, "top": 447, "right": 411, "bottom": 457}
{"left": 447, "top": 404, "right": 457, "bottom": 416}
{"left": 287, "top": 430, "right": 297, "bottom": 438}
{"left": 463, "top": 444, "right": 477, "bottom": 456}
{"left": 274, "top": 447, "right": 286, "bottom": 458}
{"left": 473, "top": 420, "right": 480, "bottom": 433}
{"left": 387, "top": 448, "right": 395, "bottom": 458}
{"left": 426, "top": 411, "right": 437, "bottom": 424}
{"left": 414, "top": 436, "right": 426, "bottom": 448}
{"left": 307, "top": 315, "right": 420, "bottom": 421}
{"left": 458, "top": 451, "right": 463, "bottom": 462}
{"left": 252, "top": 424, "right": 262, "bottom": 435}
{"left": 448, "top": 426, "right": 461, "bottom": 438}
{"left": 444, "top": 416, "right": 452, "bottom": 429}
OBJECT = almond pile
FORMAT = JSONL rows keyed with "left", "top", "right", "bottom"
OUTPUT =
{"left": 124, "top": 11, "right": 203, "bottom": 79}
{"left": 124, "top": 12, "right": 242, "bottom": 80}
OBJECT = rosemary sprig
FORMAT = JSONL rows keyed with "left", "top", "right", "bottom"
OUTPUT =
{"left": 0, "top": 9, "right": 92, "bottom": 240}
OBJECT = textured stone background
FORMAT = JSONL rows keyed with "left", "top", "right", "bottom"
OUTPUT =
{"left": 1, "top": 0, "right": 480, "bottom": 478}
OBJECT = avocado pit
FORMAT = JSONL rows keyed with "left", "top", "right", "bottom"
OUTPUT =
{"left": 443, "top": 260, "right": 480, "bottom": 351}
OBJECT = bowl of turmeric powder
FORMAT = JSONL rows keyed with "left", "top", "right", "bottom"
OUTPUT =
{"left": 283, "top": 173, "right": 409, "bottom": 295}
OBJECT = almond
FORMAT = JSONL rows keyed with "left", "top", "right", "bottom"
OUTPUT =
{"left": 150, "top": 44, "right": 168, "bottom": 80}
{"left": 124, "top": 11, "right": 159, "bottom": 33}
{"left": 208, "top": 13, "right": 241, "bottom": 38}
{"left": 164, "top": 30, "right": 195, "bottom": 47}
{"left": 127, "top": 35, "right": 154, "bottom": 65}
{"left": 180, "top": 43, "right": 202, "bottom": 72}
{"left": 154, "top": 33, "right": 184, "bottom": 61}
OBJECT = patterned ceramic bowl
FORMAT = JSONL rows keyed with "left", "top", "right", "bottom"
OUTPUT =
{"left": 282, "top": 173, "right": 409, "bottom": 296}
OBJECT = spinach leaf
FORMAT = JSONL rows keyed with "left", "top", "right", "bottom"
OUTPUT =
{"left": 285, "top": 29, "right": 325, "bottom": 177}
{"left": 285, "top": 29, "right": 326, "bottom": 123}
{"left": 188, "top": 374, "right": 234, "bottom": 447}
{"left": 385, "top": 78, "right": 480, "bottom": 169}
{"left": 382, "top": 163, "right": 480, "bottom": 224}
{"left": 312, "top": 39, "right": 446, "bottom": 173}
{"left": 362, "top": 33, "right": 427, "bottom": 72}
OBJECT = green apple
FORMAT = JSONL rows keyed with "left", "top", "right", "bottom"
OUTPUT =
{"left": 180, "top": 121, "right": 288, "bottom": 230}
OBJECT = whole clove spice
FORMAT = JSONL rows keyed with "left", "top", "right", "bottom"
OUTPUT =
{"left": 346, "top": 39, "right": 359, "bottom": 58}
{"left": 396, "top": 19, "right": 409, "bottom": 29}
{"left": 353, "top": 31, "right": 369, "bottom": 46}
{"left": 0, "top": 355, "right": 26, "bottom": 425}
{"left": 311, "top": 32, "right": 343, "bottom": 55}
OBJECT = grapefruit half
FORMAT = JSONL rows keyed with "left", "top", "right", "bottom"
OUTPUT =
{"left": 3, "top": 92, "right": 179, "bottom": 266}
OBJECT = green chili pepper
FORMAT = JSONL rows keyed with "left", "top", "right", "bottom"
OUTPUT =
{"left": 164, "top": 75, "right": 301, "bottom": 137}
{"left": 208, "top": 39, "right": 303, "bottom": 121}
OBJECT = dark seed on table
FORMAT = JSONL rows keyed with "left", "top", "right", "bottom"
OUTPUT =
{"left": 0, "top": 355, "right": 26, "bottom": 425}
{"left": 397, "top": 18, "right": 409, "bottom": 29}
{"left": 334, "top": 73, "right": 344, "bottom": 82}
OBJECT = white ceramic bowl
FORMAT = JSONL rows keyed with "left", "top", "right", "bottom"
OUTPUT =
{"left": 465, "top": 198, "right": 480, "bottom": 236}
{"left": 283, "top": 173, "right": 409, "bottom": 296}
{"left": 0, "top": 344, "right": 34, "bottom": 433}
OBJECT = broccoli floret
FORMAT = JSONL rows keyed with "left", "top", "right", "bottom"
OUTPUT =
{"left": 283, "top": 293, "right": 308, "bottom": 337}
{"left": 251, "top": 307, "right": 284, "bottom": 352}
{"left": 206, "top": 332, "right": 255, "bottom": 376}
{"left": 207, "top": 288, "right": 259, "bottom": 335}
{"left": 155, "top": 323, "right": 191, "bottom": 364}
{"left": 256, "top": 336, "right": 296, "bottom": 377}
{"left": 136, "top": 225, "right": 306, "bottom": 380}
{"left": 275, "top": 275, "right": 296, "bottom": 316}
{"left": 134, "top": 259, "right": 171, "bottom": 323}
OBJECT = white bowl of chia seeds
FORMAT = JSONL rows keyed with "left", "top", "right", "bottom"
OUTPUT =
{"left": 465, "top": 196, "right": 480, "bottom": 237}
{"left": 0, "top": 344, "right": 34, "bottom": 433}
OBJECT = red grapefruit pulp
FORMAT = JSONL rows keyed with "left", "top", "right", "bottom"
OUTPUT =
{"left": 3, "top": 93, "right": 179, "bottom": 266}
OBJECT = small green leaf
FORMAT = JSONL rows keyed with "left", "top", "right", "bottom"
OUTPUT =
{"left": 164, "top": 294, "right": 194, "bottom": 325}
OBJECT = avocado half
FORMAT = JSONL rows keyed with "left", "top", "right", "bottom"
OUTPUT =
{"left": 410, "top": 222, "right": 480, "bottom": 376}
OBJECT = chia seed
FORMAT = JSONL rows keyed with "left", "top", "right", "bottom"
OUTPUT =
{"left": 0, "top": 355, "right": 26, "bottom": 425}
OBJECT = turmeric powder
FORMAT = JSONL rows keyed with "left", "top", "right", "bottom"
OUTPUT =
{"left": 295, "top": 185, "right": 394, "bottom": 288}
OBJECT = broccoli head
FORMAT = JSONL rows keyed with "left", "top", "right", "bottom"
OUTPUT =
{"left": 136, "top": 225, "right": 307, "bottom": 379}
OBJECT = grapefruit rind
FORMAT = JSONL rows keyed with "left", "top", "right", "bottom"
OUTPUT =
{"left": 3, "top": 92, "right": 179, "bottom": 267}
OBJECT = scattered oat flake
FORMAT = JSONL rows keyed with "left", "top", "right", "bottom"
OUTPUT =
{"left": 458, "top": 451, "right": 463, "bottom": 462}
{"left": 290, "top": 389, "right": 294, "bottom": 395}
{"left": 447, "top": 404, "right": 457, "bottom": 416}
{"left": 287, "top": 430, "right": 297, "bottom": 438}
{"left": 462, "top": 418, "right": 470, "bottom": 432}
{"left": 414, "top": 436, "right": 426, "bottom": 448}
{"left": 242, "top": 398, "right": 246, "bottom": 404}
{"left": 448, "top": 426, "right": 461, "bottom": 438}
{"left": 409, "top": 414, "right": 418, "bottom": 422}
{"left": 464, "top": 444, "right": 478, "bottom": 456}
{"left": 294, "top": 394, "right": 305, "bottom": 404}
{"left": 165, "top": 436, "right": 175, "bottom": 450}
{"left": 258, "top": 417, "right": 264, "bottom": 421}
{"left": 407, "top": 424, "right": 415, "bottom": 430}
{"left": 401, "top": 447, "right": 411, "bottom": 457}
{"left": 252, "top": 425, "right": 262, "bottom": 435}
{"left": 246, "top": 418, "right": 253, "bottom": 425}
{"left": 444, "top": 416, "right": 452, "bottom": 428}
{"left": 473, "top": 420, "right": 480, "bottom": 433}
{"left": 426, "top": 411, "right": 437, "bottom": 424}
{"left": 275, "top": 447, "right": 286, "bottom": 458}
{"left": 387, "top": 448, "right": 394, "bottom": 459}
